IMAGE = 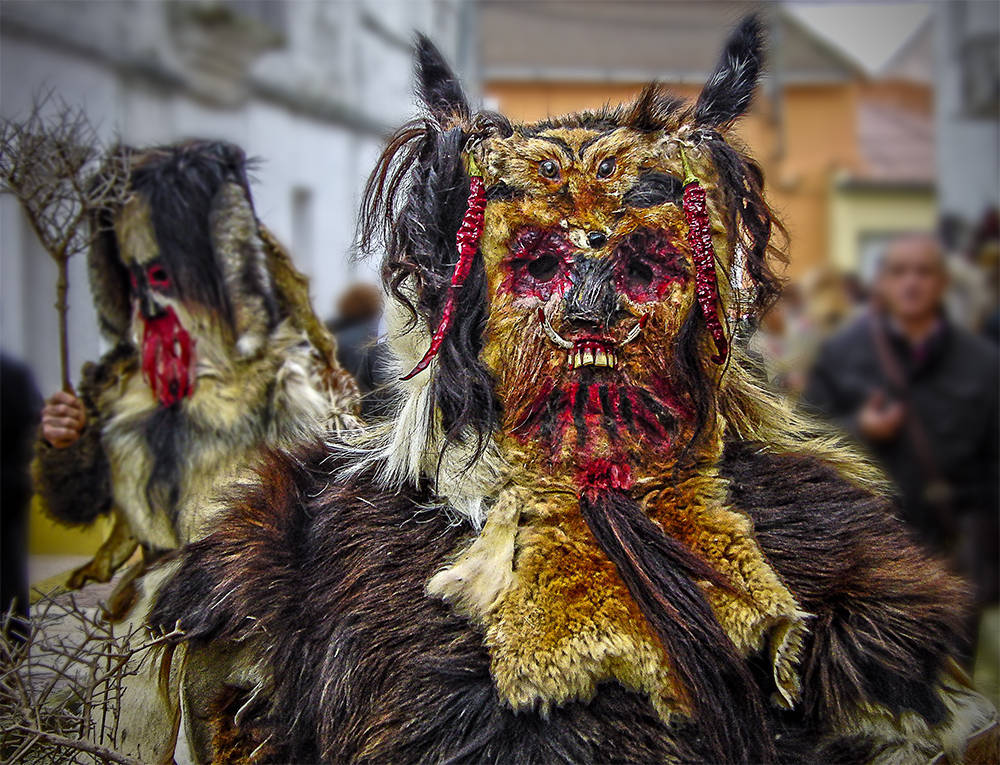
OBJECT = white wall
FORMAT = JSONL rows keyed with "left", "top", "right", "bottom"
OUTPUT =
{"left": 934, "top": 1, "right": 1000, "bottom": 221}
{"left": 0, "top": 0, "right": 469, "bottom": 396}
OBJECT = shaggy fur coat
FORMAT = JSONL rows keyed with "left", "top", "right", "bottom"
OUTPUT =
{"left": 33, "top": 142, "right": 359, "bottom": 583}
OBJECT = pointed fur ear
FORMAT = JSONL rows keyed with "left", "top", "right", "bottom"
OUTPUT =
{"left": 415, "top": 34, "right": 469, "bottom": 122}
{"left": 694, "top": 15, "right": 765, "bottom": 127}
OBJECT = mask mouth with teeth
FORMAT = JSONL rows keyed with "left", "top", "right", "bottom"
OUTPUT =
{"left": 362, "top": 22, "right": 784, "bottom": 482}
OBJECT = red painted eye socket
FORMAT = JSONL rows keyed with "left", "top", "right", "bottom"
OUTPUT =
{"left": 129, "top": 272, "right": 138, "bottom": 290}
{"left": 503, "top": 227, "right": 575, "bottom": 299}
{"left": 614, "top": 229, "right": 689, "bottom": 302}
{"left": 526, "top": 254, "right": 561, "bottom": 282}
{"left": 147, "top": 265, "right": 170, "bottom": 289}
{"left": 625, "top": 256, "right": 655, "bottom": 289}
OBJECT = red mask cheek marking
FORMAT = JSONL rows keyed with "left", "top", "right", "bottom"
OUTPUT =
{"left": 142, "top": 306, "right": 195, "bottom": 407}
{"left": 500, "top": 227, "right": 576, "bottom": 301}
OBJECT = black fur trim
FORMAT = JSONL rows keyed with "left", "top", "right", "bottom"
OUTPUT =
{"left": 579, "top": 488, "right": 776, "bottom": 764}
{"left": 721, "top": 440, "right": 969, "bottom": 727}
{"left": 623, "top": 171, "right": 684, "bottom": 208}
{"left": 360, "top": 120, "right": 501, "bottom": 466}
{"left": 142, "top": 405, "right": 188, "bottom": 524}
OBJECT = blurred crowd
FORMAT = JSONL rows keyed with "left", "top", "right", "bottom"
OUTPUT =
{"left": 745, "top": 209, "right": 1000, "bottom": 696}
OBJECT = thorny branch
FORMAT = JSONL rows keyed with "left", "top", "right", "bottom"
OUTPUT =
{"left": 0, "top": 93, "right": 131, "bottom": 391}
{"left": 0, "top": 595, "right": 183, "bottom": 764}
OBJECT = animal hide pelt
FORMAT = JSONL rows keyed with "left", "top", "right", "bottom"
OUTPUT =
{"left": 151, "top": 442, "right": 995, "bottom": 764}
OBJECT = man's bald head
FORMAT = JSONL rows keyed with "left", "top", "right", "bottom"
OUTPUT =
{"left": 877, "top": 232, "right": 947, "bottom": 325}
{"left": 879, "top": 233, "right": 946, "bottom": 274}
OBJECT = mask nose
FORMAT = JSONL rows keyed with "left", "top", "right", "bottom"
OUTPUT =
{"left": 137, "top": 290, "right": 165, "bottom": 320}
{"left": 587, "top": 231, "right": 607, "bottom": 249}
{"left": 563, "top": 257, "right": 622, "bottom": 330}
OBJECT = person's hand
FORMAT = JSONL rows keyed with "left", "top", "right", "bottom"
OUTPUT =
{"left": 41, "top": 391, "right": 86, "bottom": 448}
{"left": 858, "top": 390, "right": 905, "bottom": 443}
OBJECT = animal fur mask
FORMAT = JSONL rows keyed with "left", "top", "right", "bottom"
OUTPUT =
{"left": 89, "top": 142, "right": 279, "bottom": 406}
{"left": 362, "top": 16, "right": 784, "bottom": 479}
{"left": 357, "top": 23, "right": 829, "bottom": 761}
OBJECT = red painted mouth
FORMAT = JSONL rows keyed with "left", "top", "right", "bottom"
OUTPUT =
{"left": 142, "top": 306, "right": 195, "bottom": 407}
{"left": 567, "top": 338, "right": 617, "bottom": 369}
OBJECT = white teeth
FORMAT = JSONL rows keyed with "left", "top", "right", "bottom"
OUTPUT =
{"left": 568, "top": 346, "right": 618, "bottom": 369}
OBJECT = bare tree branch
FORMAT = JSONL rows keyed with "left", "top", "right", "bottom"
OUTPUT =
{"left": 0, "top": 93, "right": 131, "bottom": 390}
{"left": 8, "top": 726, "right": 145, "bottom": 765}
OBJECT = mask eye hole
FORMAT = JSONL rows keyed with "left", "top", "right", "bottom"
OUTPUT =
{"left": 147, "top": 265, "right": 170, "bottom": 289}
{"left": 597, "top": 157, "right": 616, "bottom": 178}
{"left": 539, "top": 159, "right": 560, "bottom": 180}
{"left": 626, "top": 257, "right": 654, "bottom": 287}
{"left": 527, "top": 254, "right": 560, "bottom": 281}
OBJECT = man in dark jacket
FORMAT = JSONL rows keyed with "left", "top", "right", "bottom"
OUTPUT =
{"left": 806, "top": 234, "right": 999, "bottom": 616}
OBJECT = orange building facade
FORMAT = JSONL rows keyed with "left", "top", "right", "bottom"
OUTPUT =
{"left": 480, "top": 2, "right": 937, "bottom": 284}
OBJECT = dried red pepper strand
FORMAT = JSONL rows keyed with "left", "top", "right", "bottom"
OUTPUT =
{"left": 682, "top": 180, "right": 728, "bottom": 364}
{"left": 401, "top": 173, "right": 486, "bottom": 380}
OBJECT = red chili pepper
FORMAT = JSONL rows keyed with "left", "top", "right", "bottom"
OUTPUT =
{"left": 682, "top": 179, "right": 728, "bottom": 364}
{"left": 401, "top": 172, "right": 486, "bottom": 380}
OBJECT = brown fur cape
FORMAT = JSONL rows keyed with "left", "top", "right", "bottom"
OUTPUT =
{"left": 151, "top": 441, "right": 990, "bottom": 763}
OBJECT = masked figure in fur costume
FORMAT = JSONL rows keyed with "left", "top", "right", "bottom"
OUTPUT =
{"left": 35, "top": 141, "right": 360, "bottom": 597}
{"left": 152, "top": 21, "right": 997, "bottom": 764}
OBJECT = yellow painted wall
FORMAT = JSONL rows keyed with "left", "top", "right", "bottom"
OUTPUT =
{"left": 829, "top": 185, "right": 938, "bottom": 272}
{"left": 29, "top": 495, "right": 111, "bottom": 555}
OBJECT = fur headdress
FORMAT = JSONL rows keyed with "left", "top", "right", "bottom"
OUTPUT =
{"left": 356, "top": 18, "right": 801, "bottom": 500}
{"left": 89, "top": 141, "right": 332, "bottom": 361}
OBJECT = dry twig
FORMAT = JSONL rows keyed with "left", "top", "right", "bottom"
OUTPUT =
{"left": 0, "top": 94, "right": 131, "bottom": 391}
{"left": 0, "top": 593, "right": 183, "bottom": 764}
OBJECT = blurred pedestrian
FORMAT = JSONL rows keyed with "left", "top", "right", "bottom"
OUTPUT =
{"left": 1, "top": 353, "right": 42, "bottom": 639}
{"left": 327, "top": 283, "right": 390, "bottom": 418}
{"left": 805, "top": 234, "right": 999, "bottom": 658}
